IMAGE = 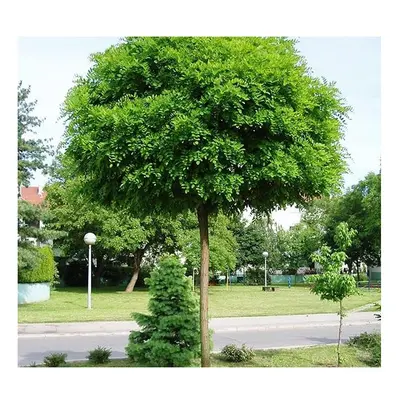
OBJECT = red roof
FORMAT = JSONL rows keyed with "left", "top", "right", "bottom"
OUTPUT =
{"left": 20, "top": 186, "right": 47, "bottom": 205}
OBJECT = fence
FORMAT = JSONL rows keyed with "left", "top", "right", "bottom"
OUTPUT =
{"left": 270, "top": 275, "right": 310, "bottom": 285}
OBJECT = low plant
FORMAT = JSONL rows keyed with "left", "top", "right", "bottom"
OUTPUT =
{"left": 220, "top": 344, "right": 255, "bottom": 363}
{"left": 87, "top": 346, "right": 112, "bottom": 364}
{"left": 348, "top": 332, "right": 381, "bottom": 367}
{"left": 43, "top": 352, "right": 67, "bottom": 367}
{"left": 348, "top": 331, "right": 380, "bottom": 349}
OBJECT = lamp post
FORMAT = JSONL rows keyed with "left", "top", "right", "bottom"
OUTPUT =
{"left": 284, "top": 251, "right": 291, "bottom": 288}
{"left": 84, "top": 233, "right": 97, "bottom": 309}
{"left": 262, "top": 251, "right": 268, "bottom": 290}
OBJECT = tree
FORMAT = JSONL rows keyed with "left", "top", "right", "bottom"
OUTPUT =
{"left": 18, "top": 81, "right": 52, "bottom": 187}
{"left": 18, "top": 199, "right": 60, "bottom": 275}
{"left": 46, "top": 175, "right": 180, "bottom": 290}
{"left": 18, "top": 81, "right": 55, "bottom": 274}
{"left": 317, "top": 172, "right": 381, "bottom": 278}
{"left": 234, "top": 217, "right": 289, "bottom": 282}
{"left": 62, "top": 37, "right": 350, "bottom": 366}
{"left": 308, "top": 222, "right": 358, "bottom": 367}
{"left": 179, "top": 211, "right": 237, "bottom": 282}
{"left": 285, "top": 220, "right": 324, "bottom": 273}
{"left": 126, "top": 255, "right": 200, "bottom": 367}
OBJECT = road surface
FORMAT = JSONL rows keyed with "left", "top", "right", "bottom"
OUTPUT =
{"left": 18, "top": 312, "right": 380, "bottom": 366}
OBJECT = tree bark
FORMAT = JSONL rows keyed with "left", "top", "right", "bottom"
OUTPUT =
{"left": 93, "top": 256, "right": 105, "bottom": 288}
{"left": 125, "top": 248, "right": 145, "bottom": 293}
{"left": 337, "top": 299, "right": 343, "bottom": 367}
{"left": 356, "top": 260, "right": 360, "bottom": 282}
{"left": 197, "top": 204, "right": 210, "bottom": 368}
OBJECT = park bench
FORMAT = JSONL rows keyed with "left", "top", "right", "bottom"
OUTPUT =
{"left": 262, "top": 286, "right": 278, "bottom": 292}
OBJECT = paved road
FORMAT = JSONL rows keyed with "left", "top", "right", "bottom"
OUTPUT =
{"left": 18, "top": 312, "right": 380, "bottom": 366}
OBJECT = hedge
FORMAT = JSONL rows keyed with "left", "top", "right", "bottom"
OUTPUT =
{"left": 18, "top": 246, "right": 56, "bottom": 284}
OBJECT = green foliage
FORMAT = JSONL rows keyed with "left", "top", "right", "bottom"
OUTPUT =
{"left": 63, "top": 36, "right": 350, "bottom": 218}
{"left": 126, "top": 256, "right": 201, "bottom": 367}
{"left": 18, "top": 198, "right": 61, "bottom": 278}
{"left": 220, "top": 344, "right": 255, "bottom": 363}
{"left": 234, "top": 217, "right": 290, "bottom": 274}
{"left": 334, "top": 221, "right": 357, "bottom": 252}
{"left": 18, "top": 246, "right": 56, "bottom": 283}
{"left": 308, "top": 243, "right": 358, "bottom": 302}
{"left": 43, "top": 353, "right": 67, "bottom": 367}
{"left": 62, "top": 36, "right": 351, "bottom": 367}
{"left": 286, "top": 221, "right": 324, "bottom": 271}
{"left": 180, "top": 212, "right": 237, "bottom": 275}
{"left": 308, "top": 225, "right": 359, "bottom": 367}
{"left": 348, "top": 332, "right": 381, "bottom": 367}
{"left": 45, "top": 165, "right": 181, "bottom": 289}
{"left": 87, "top": 346, "right": 112, "bottom": 364}
{"left": 323, "top": 172, "right": 381, "bottom": 269}
{"left": 18, "top": 81, "right": 52, "bottom": 186}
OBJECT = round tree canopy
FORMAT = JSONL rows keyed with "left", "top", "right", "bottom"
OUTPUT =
{"left": 63, "top": 37, "right": 350, "bottom": 217}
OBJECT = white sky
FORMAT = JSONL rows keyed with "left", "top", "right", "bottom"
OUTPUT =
{"left": 18, "top": 37, "right": 380, "bottom": 229}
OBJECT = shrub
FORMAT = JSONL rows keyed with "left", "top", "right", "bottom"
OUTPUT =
{"left": 357, "top": 272, "right": 368, "bottom": 281}
{"left": 221, "top": 344, "right": 255, "bottom": 363}
{"left": 87, "top": 346, "right": 112, "bottom": 364}
{"left": 43, "top": 353, "right": 67, "bottom": 367}
{"left": 126, "top": 255, "right": 201, "bottom": 367}
{"left": 18, "top": 246, "right": 56, "bottom": 284}
{"left": 348, "top": 332, "right": 381, "bottom": 367}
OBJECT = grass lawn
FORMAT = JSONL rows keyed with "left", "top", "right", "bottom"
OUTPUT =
{"left": 18, "top": 285, "right": 381, "bottom": 323}
{"left": 36, "top": 345, "right": 375, "bottom": 368}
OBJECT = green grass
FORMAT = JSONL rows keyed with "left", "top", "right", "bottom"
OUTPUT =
{"left": 36, "top": 345, "right": 374, "bottom": 368}
{"left": 18, "top": 285, "right": 381, "bottom": 323}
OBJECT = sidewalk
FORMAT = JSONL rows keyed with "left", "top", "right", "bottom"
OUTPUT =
{"left": 18, "top": 311, "right": 380, "bottom": 336}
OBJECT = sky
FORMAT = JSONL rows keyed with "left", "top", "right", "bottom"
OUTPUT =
{"left": 18, "top": 37, "right": 381, "bottom": 229}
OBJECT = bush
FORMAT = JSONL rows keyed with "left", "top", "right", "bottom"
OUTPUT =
{"left": 18, "top": 246, "right": 56, "bottom": 284}
{"left": 87, "top": 346, "right": 112, "bottom": 364}
{"left": 356, "top": 272, "right": 368, "bottom": 281}
{"left": 126, "top": 255, "right": 201, "bottom": 367}
{"left": 348, "top": 332, "right": 381, "bottom": 366}
{"left": 43, "top": 353, "right": 67, "bottom": 367}
{"left": 221, "top": 344, "right": 255, "bottom": 363}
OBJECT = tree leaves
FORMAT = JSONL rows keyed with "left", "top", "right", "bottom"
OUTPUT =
{"left": 62, "top": 37, "right": 350, "bottom": 217}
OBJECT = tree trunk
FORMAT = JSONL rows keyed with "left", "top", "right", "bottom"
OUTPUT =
{"left": 125, "top": 249, "right": 145, "bottom": 293}
{"left": 197, "top": 204, "right": 210, "bottom": 368}
{"left": 347, "top": 259, "right": 353, "bottom": 274}
{"left": 356, "top": 260, "right": 360, "bottom": 282}
{"left": 93, "top": 257, "right": 105, "bottom": 288}
{"left": 337, "top": 299, "right": 343, "bottom": 367}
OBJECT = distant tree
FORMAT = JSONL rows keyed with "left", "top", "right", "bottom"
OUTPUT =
{"left": 322, "top": 172, "right": 381, "bottom": 277}
{"left": 18, "top": 199, "right": 59, "bottom": 274}
{"left": 179, "top": 212, "right": 237, "bottom": 280}
{"left": 18, "top": 81, "right": 52, "bottom": 187}
{"left": 62, "top": 37, "right": 350, "bottom": 366}
{"left": 285, "top": 221, "right": 324, "bottom": 272}
{"left": 46, "top": 175, "right": 181, "bottom": 290}
{"left": 18, "top": 81, "right": 54, "bottom": 273}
